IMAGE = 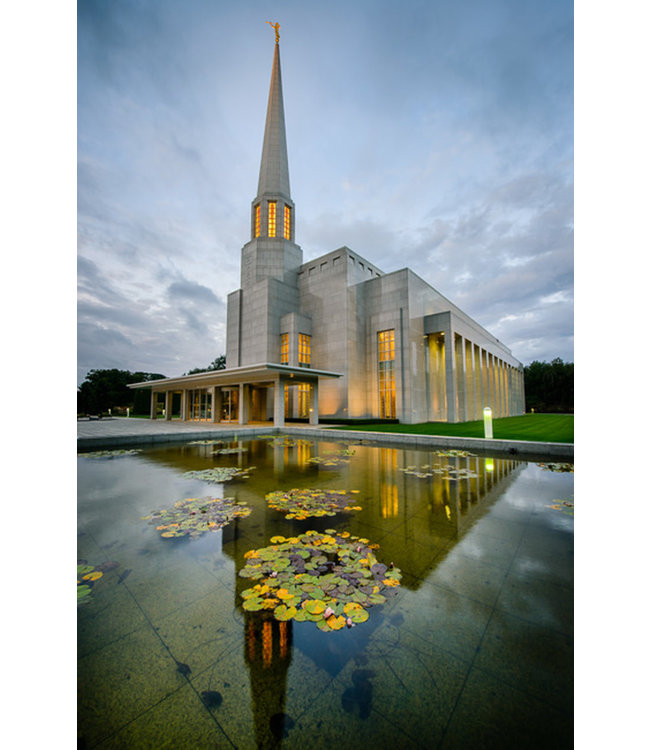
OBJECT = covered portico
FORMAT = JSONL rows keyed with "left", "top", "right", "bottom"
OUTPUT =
{"left": 128, "top": 363, "right": 341, "bottom": 427}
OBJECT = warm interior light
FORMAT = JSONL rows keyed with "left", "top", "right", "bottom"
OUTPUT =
{"left": 268, "top": 201, "right": 276, "bottom": 237}
{"left": 284, "top": 204, "right": 291, "bottom": 240}
{"left": 254, "top": 204, "right": 261, "bottom": 237}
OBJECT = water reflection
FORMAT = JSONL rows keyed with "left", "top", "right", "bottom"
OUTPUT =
{"left": 78, "top": 438, "right": 564, "bottom": 748}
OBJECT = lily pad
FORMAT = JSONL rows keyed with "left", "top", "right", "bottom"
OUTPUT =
{"left": 143, "top": 496, "right": 252, "bottom": 540}
{"left": 538, "top": 462, "right": 574, "bottom": 473}
{"left": 238, "top": 530, "right": 401, "bottom": 630}
{"left": 182, "top": 467, "right": 255, "bottom": 483}
{"left": 266, "top": 488, "right": 364, "bottom": 519}
{"left": 78, "top": 449, "right": 141, "bottom": 459}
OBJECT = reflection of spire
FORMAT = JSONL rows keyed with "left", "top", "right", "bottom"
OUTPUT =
{"left": 244, "top": 614, "right": 293, "bottom": 748}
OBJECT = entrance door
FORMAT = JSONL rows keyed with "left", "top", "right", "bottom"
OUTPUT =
{"left": 221, "top": 388, "right": 239, "bottom": 422}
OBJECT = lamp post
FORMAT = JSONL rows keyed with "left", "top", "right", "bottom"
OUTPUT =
{"left": 483, "top": 406, "right": 493, "bottom": 439}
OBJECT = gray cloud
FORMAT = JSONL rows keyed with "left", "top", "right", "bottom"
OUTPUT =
{"left": 77, "top": 0, "right": 573, "bottom": 379}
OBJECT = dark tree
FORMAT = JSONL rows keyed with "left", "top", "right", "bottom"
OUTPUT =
{"left": 77, "top": 369, "right": 166, "bottom": 415}
{"left": 184, "top": 355, "right": 226, "bottom": 375}
{"left": 524, "top": 358, "right": 573, "bottom": 413}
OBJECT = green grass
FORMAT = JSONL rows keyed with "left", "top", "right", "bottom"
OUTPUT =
{"left": 328, "top": 413, "right": 574, "bottom": 443}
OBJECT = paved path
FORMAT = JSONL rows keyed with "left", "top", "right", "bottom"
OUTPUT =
{"left": 77, "top": 417, "right": 573, "bottom": 459}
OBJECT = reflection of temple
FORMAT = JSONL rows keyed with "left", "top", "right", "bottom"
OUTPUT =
{"left": 216, "top": 440, "right": 523, "bottom": 743}
{"left": 346, "top": 446, "right": 525, "bottom": 586}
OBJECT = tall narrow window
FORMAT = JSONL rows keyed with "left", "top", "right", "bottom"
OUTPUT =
{"left": 283, "top": 204, "right": 291, "bottom": 240}
{"left": 254, "top": 204, "right": 261, "bottom": 237}
{"left": 378, "top": 329, "right": 396, "bottom": 418}
{"left": 280, "top": 333, "right": 289, "bottom": 365}
{"left": 268, "top": 201, "right": 276, "bottom": 237}
{"left": 298, "top": 333, "right": 311, "bottom": 367}
{"left": 298, "top": 383, "right": 309, "bottom": 418}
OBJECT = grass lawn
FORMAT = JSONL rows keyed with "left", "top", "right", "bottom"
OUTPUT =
{"left": 329, "top": 413, "right": 574, "bottom": 443}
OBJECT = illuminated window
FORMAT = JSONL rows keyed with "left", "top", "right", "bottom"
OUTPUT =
{"left": 268, "top": 201, "right": 276, "bottom": 237}
{"left": 298, "top": 383, "right": 309, "bottom": 417}
{"left": 298, "top": 333, "right": 311, "bottom": 367}
{"left": 254, "top": 204, "right": 261, "bottom": 237}
{"left": 280, "top": 333, "right": 289, "bottom": 365}
{"left": 283, "top": 204, "right": 291, "bottom": 240}
{"left": 378, "top": 329, "right": 396, "bottom": 418}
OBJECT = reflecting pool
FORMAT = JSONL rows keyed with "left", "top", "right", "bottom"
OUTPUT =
{"left": 78, "top": 437, "right": 573, "bottom": 749}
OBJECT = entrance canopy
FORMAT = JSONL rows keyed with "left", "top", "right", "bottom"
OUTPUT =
{"left": 128, "top": 362, "right": 341, "bottom": 427}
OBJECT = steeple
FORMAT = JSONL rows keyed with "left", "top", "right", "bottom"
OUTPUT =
{"left": 250, "top": 24, "right": 295, "bottom": 243}
{"left": 257, "top": 36, "right": 291, "bottom": 201}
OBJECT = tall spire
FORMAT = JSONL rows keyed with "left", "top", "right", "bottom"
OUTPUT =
{"left": 256, "top": 30, "right": 291, "bottom": 202}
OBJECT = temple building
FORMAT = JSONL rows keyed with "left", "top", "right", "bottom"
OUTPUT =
{"left": 130, "top": 31, "right": 525, "bottom": 425}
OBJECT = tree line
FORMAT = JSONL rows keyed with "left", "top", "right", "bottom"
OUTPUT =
{"left": 523, "top": 358, "right": 573, "bottom": 413}
{"left": 77, "top": 356, "right": 226, "bottom": 416}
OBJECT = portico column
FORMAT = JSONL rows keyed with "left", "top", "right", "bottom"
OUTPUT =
{"left": 180, "top": 390, "right": 188, "bottom": 421}
{"left": 212, "top": 387, "right": 222, "bottom": 423}
{"left": 165, "top": 391, "right": 173, "bottom": 420}
{"left": 274, "top": 377, "right": 286, "bottom": 427}
{"left": 309, "top": 380, "right": 319, "bottom": 425}
{"left": 455, "top": 334, "right": 466, "bottom": 421}
{"left": 473, "top": 345, "right": 481, "bottom": 420}
{"left": 239, "top": 383, "right": 249, "bottom": 425}
{"left": 445, "top": 331, "right": 458, "bottom": 422}
{"left": 150, "top": 391, "right": 157, "bottom": 420}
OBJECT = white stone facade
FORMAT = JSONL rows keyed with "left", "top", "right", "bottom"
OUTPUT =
{"left": 132, "top": 39, "right": 525, "bottom": 425}
{"left": 224, "top": 41, "right": 524, "bottom": 424}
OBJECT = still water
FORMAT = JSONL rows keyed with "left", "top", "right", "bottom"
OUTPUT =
{"left": 77, "top": 437, "right": 573, "bottom": 749}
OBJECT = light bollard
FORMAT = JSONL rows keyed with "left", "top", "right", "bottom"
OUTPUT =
{"left": 483, "top": 406, "right": 493, "bottom": 439}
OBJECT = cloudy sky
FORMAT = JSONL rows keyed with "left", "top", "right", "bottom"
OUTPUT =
{"left": 77, "top": 0, "right": 573, "bottom": 384}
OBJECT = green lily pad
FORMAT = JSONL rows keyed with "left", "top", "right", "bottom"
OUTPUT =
{"left": 242, "top": 597, "right": 266, "bottom": 611}
{"left": 238, "top": 530, "right": 402, "bottom": 630}
{"left": 182, "top": 467, "right": 255, "bottom": 483}
{"left": 78, "top": 449, "right": 141, "bottom": 459}
{"left": 266, "top": 487, "right": 363, "bottom": 520}
{"left": 145, "top": 496, "right": 252, "bottom": 540}
{"left": 274, "top": 604, "right": 298, "bottom": 621}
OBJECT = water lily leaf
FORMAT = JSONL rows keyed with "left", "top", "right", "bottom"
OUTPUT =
{"left": 242, "top": 597, "right": 265, "bottom": 611}
{"left": 326, "top": 614, "right": 347, "bottom": 630}
{"left": 238, "top": 530, "right": 402, "bottom": 630}
{"left": 274, "top": 604, "right": 297, "bottom": 621}
{"left": 83, "top": 571, "right": 103, "bottom": 581}
{"left": 303, "top": 599, "right": 327, "bottom": 615}
{"left": 77, "top": 564, "right": 94, "bottom": 576}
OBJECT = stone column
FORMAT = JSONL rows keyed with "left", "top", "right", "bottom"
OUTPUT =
{"left": 488, "top": 354, "right": 495, "bottom": 414}
{"left": 274, "top": 377, "right": 285, "bottom": 427}
{"left": 464, "top": 339, "right": 475, "bottom": 421}
{"left": 180, "top": 390, "right": 188, "bottom": 421}
{"left": 481, "top": 350, "right": 489, "bottom": 414}
{"left": 212, "top": 387, "right": 222, "bottom": 423}
{"left": 165, "top": 391, "right": 173, "bottom": 420}
{"left": 239, "top": 383, "right": 249, "bottom": 425}
{"left": 150, "top": 391, "right": 157, "bottom": 420}
{"left": 455, "top": 334, "right": 466, "bottom": 421}
{"left": 445, "top": 330, "right": 458, "bottom": 422}
{"left": 309, "top": 380, "right": 319, "bottom": 425}
{"left": 474, "top": 346, "right": 482, "bottom": 420}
